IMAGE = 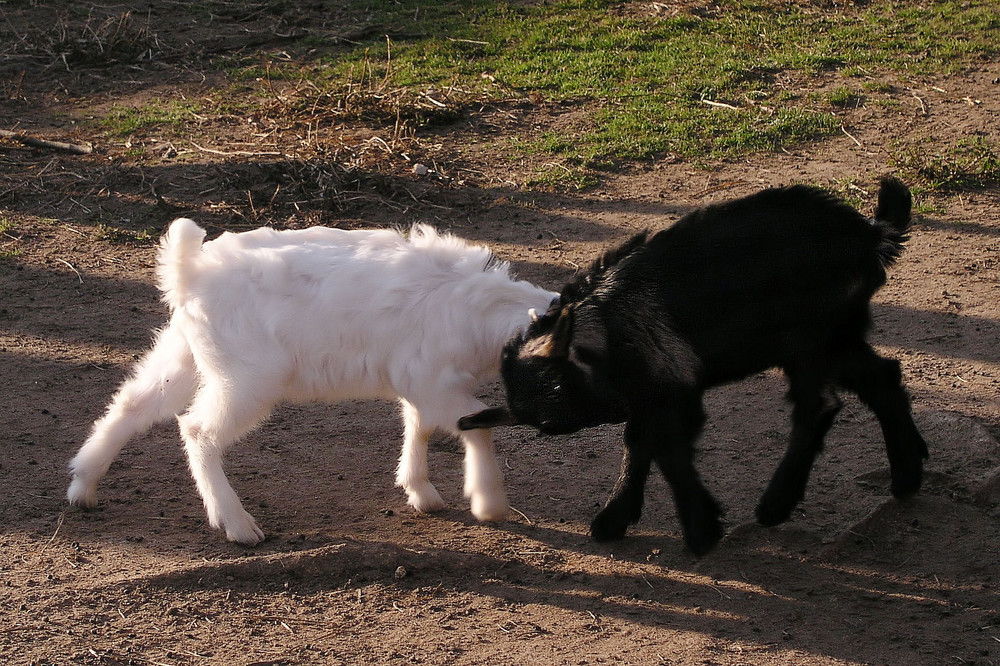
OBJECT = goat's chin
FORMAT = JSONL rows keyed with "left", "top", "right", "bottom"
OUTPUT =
{"left": 535, "top": 423, "right": 581, "bottom": 436}
{"left": 533, "top": 418, "right": 595, "bottom": 436}
{"left": 542, "top": 416, "right": 626, "bottom": 435}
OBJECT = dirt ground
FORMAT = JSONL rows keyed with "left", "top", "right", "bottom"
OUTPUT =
{"left": 2, "top": 3, "right": 999, "bottom": 665}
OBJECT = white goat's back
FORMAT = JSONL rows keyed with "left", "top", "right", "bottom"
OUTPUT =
{"left": 158, "top": 222, "right": 544, "bottom": 403}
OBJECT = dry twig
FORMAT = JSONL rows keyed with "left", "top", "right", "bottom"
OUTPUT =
{"left": 701, "top": 99, "right": 740, "bottom": 111}
{"left": 190, "top": 141, "right": 282, "bottom": 157}
{"left": 37, "top": 511, "right": 66, "bottom": 556}
{"left": 56, "top": 259, "right": 83, "bottom": 283}
{"left": 840, "top": 125, "right": 862, "bottom": 147}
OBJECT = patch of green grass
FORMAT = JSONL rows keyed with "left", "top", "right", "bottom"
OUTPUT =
{"left": 0, "top": 218, "right": 19, "bottom": 260}
{"left": 528, "top": 162, "right": 599, "bottom": 190}
{"left": 230, "top": 0, "right": 1000, "bottom": 164}
{"left": 862, "top": 81, "right": 895, "bottom": 94}
{"left": 101, "top": 101, "right": 202, "bottom": 136}
{"left": 827, "top": 86, "right": 862, "bottom": 108}
{"left": 913, "top": 199, "right": 945, "bottom": 216}
{"left": 94, "top": 223, "right": 157, "bottom": 245}
{"left": 893, "top": 136, "right": 1000, "bottom": 191}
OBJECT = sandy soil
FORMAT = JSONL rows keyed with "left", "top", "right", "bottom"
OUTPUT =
{"left": 2, "top": 3, "right": 999, "bottom": 665}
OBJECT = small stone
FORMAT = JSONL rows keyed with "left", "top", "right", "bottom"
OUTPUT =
{"left": 394, "top": 566, "right": 407, "bottom": 580}
{"left": 412, "top": 163, "right": 429, "bottom": 176}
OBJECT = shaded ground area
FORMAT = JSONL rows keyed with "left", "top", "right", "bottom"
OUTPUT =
{"left": 2, "top": 2, "right": 999, "bottom": 665}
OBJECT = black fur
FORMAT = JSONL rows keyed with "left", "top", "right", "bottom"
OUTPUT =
{"left": 459, "top": 176, "right": 928, "bottom": 556}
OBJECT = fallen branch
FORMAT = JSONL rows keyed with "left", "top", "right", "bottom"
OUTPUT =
{"left": 0, "top": 129, "right": 93, "bottom": 154}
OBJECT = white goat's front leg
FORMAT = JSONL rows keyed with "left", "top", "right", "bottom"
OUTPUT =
{"left": 178, "top": 386, "right": 269, "bottom": 545}
{"left": 69, "top": 323, "right": 197, "bottom": 508}
{"left": 395, "top": 399, "right": 446, "bottom": 513}
{"left": 460, "top": 427, "right": 508, "bottom": 522}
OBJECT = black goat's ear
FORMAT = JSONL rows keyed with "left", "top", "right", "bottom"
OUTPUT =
{"left": 516, "top": 304, "right": 574, "bottom": 360}
{"left": 458, "top": 407, "right": 517, "bottom": 431}
{"left": 568, "top": 306, "right": 607, "bottom": 370}
{"left": 547, "top": 305, "right": 575, "bottom": 359}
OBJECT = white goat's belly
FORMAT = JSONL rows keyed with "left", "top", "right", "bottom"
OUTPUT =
{"left": 282, "top": 358, "right": 400, "bottom": 403}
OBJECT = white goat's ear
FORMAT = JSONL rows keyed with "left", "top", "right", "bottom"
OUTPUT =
{"left": 458, "top": 408, "right": 516, "bottom": 430}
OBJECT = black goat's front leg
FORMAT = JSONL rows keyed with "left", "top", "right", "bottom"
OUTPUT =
{"left": 591, "top": 394, "right": 722, "bottom": 555}
{"left": 646, "top": 395, "right": 723, "bottom": 556}
{"left": 839, "top": 342, "right": 928, "bottom": 498}
{"left": 756, "top": 382, "right": 841, "bottom": 527}
{"left": 591, "top": 419, "right": 653, "bottom": 541}
{"left": 658, "top": 460, "right": 723, "bottom": 556}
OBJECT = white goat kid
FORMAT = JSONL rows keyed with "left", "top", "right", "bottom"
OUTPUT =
{"left": 68, "top": 219, "right": 557, "bottom": 545}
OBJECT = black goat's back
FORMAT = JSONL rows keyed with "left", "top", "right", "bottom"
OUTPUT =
{"left": 593, "top": 183, "right": 904, "bottom": 386}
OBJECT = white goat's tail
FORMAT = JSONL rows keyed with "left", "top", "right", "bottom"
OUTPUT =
{"left": 157, "top": 217, "right": 206, "bottom": 310}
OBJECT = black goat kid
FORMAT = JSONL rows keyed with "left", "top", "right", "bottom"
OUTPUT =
{"left": 460, "top": 177, "right": 929, "bottom": 556}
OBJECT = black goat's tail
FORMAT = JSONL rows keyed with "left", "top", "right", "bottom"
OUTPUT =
{"left": 873, "top": 175, "right": 912, "bottom": 268}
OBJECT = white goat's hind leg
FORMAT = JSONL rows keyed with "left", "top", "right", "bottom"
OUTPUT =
{"left": 395, "top": 399, "right": 446, "bottom": 513}
{"left": 460, "top": 426, "right": 508, "bottom": 522}
{"left": 68, "top": 324, "right": 196, "bottom": 508}
{"left": 178, "top": 386, "right": 270, "bottom": 545}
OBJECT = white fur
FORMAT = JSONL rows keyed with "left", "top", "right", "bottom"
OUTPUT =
{"left": 68, "top": 219, "right": 557, "bottom": 545}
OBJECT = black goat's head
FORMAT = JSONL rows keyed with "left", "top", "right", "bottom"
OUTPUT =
{"left": 459, "top": 300, "right": 627, "bottom": 434}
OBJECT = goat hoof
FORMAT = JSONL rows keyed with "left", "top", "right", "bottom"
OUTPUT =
{"left": 679, "top": 498, "right": 724, "bottom": 556}
{"left": 683, "top": 518, "right": 724, "bottom": 556}
{"left": 890, "top": 472, "right": 922, "bottom": 499}
{"left": 405, "top": 484, "right": 447, "bottom": 514}
{"left": 470, "top": 494, "right": 509, "bottom": 523}
{"left": 590, "top": 511, "right": 631, "bottom": 542}
{"left": 224, "top": 514, "right": 265, "bottom": 546}
{"left": 754, "top": 499, "right": 793, "bottom": 527}
{"left": 67, "top": 477, "right": 98, "bottom": 509}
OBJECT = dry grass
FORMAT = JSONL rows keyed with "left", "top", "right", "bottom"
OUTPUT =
{"left": 3, "top": 9, "right": 161, "bottom": 68}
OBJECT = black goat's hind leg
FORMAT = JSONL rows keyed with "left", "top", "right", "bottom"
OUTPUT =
{"left": 756, "top": 382, "right": 841, "bottom": 527}
{"left": 840, "top": 343, "right": 928, "bottom": 498}
{"left": 591, "top": 420, "right": 653, "bottom": 542}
